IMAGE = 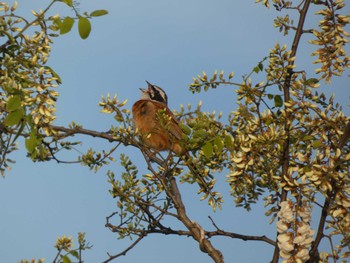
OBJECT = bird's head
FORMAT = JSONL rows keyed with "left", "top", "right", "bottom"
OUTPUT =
{"left": 140, "top": 81, "right": 168, "bottom": 106}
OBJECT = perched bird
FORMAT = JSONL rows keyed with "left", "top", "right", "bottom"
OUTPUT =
{"left": 132, "top": 81, "right": 213, "bottom": 192}
{"left": 132, "top": 81, "right": 187, "bottom": 156}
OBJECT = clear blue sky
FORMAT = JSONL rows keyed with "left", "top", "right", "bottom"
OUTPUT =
{"left": 0, "top": 1, "right": 349, "bottom": 262}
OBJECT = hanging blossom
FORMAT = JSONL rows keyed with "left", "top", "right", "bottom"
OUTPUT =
{"left": 276, "top": 199, "right": 314, "bottom": 263}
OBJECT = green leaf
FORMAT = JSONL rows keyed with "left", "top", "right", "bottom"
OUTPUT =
{"left": 12, "top": 120, "right": 26, "bottom": 143}
{"left": 62, "top": 0, "right": 73, "bottom": 7}
{"left": 60, "top": 17, "right": 75, "bottom": 35}
{"left": 53, "top": 17, "right": 62, "bottom": 27}
{"left": 6, "top": 95, "right": 21, "bottom": 112}
{"left": 274, "top": 95, "right": 283, "bottom": 107}
{"left": 179, "top": 123, "right": 191, "bottom": 135}
{"left": 78, "top": 17, "right": 91, "bottom": 39}
{"left": 202, "top": 141, "right": 213, "bottom": 159}
{"left": 312, "top": 140, "right": 323, "bottom": 149}
{"left": 90, "top": 10, "right": 109, "bottom": 17}
{"left": 253, "top": 66, "right": 259, "bottom": 74}
{"left": 267, "top": 94, "right": 274, "bottom": 100}
{"left": 61, "top": 255, "right": 72, "bottom": 263}
{"left": 4, "top": 109, "right": 23, "bottom": 126}
{"left": 305, "top": 78, "right": 319, "bottom": 86}
{"left": 224, "top": 135, "right": 234, "bottom": 150}
{"left": 192, "top": 129, "right": 207, "bottom": 138}
{"left": 303, "top": 135, "right": 314, "bottom": 141}
{"left": 25, "top": 133, "right": 39, "bottom": 154}
{"left": 69, "top": 250, "right": 79, "bottom": 259}
{"left": 214, "top": 137, "right": 224, "bottom": 153}
{"left": 258, "top": 62, "right": 264, "bottom": 71}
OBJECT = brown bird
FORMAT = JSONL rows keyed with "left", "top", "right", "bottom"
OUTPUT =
{"left": 132, "top": 81, "right": 213, "bottom": 192}
{"left": 132, "top": 81, "right": 187, "bottom": 156}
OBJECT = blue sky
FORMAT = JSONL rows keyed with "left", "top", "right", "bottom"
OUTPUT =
{"left": 0, "top": 1, "right": 349, "bottom": 262}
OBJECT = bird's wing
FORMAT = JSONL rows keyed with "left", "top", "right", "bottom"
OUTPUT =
{"left": 152, "top": 101, "right": 185, "bottom": 140}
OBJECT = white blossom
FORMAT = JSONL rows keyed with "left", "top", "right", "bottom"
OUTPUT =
{"left": 296, "top": 248, "right": 309, "bottom": 261}
{"left": 276, "top": 220, "right": 289, "bottom": 233}
{"left": 276, "top": 199, "right": 314, "bottom": 262}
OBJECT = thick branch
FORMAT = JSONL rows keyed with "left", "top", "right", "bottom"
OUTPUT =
{"left": 168, "top": 175, "right": 224, "bottom": 263}
{"left": 307, "top": 196, "right": 330, "bottom": 262}
{"left": 272, "top": 1, "right": 312, "bottom": 262}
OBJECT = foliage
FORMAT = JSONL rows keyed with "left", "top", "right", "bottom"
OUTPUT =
{"left": 17, "top": 233, "right": 91, "bottom": 263}
{"left": 53, "top": 233, "right": 92, "bottom": 263}
{"left": 0, "top": 0, "right": 107, "bottom": 174}
{"left": 1, "top": 1, "right": 350, "bottom": 263}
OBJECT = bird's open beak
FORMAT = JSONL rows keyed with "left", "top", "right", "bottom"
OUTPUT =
{"left": 139, "top": 88, "right": 147, "bottom": 93}
{"left": 145, "top": 80, "right": 153, "bottom": 91}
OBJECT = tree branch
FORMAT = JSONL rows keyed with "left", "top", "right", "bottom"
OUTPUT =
{"left": 106, "top": 215, "right": 276, "bottom": 246}
{"left": 307, "top": 120, "right": 350, "bottom": 261}
{"left": 306, "top": 196, "right": 329, "bottom": 262}
{"left": 50, "top": 125, "right": 128, "bottom": 143}
{"left": 338, "top": 122, "right": 350, "bottom": 149}
{"left": 272, "top": 1, "right": 312, "bottom": 262}
{"left": 167, "top": 175, "right": 224, "bottom": 263}
{"left": 102, "top": 233, "right": 146, "bottom": 263}
{"left": 208, "top": 216, "right": 276, "bottom": 246}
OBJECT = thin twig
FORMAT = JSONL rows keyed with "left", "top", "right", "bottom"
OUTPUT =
{"left": 208, "top": 216, "right": 276, "bottom": 246}
{"left": 102, "top": 234, "right": 146, "bottom": 263}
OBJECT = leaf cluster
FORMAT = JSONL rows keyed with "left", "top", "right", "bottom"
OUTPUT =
{"left": 0, "top": 1, "right": 108, "bottom": 174}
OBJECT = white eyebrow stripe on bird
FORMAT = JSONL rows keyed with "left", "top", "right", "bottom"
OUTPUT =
{"left": 147, "top": 82, "right": 168, "bottom": 105}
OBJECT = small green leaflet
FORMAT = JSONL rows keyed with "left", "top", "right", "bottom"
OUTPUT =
{"left": 253, "top": 62, "right": 264, "bottom": 74}
{"left": 179, "top": 123, "right": 191, "bottom": 135}
{"left": 224, "top": 135, "right": 234, "bottom": 150}
{"left": 61, "top": 0, "right": 73, "bottom": 7}
{"left": 25, "top": 132, "right": 40, "bottom": 153}
{"left": 60, "top": 17, "right": 75, "bottom": 35}
{"left": 90, "top": 10, "right": 109, "bottom": 17}
{"left": 312, "top": 140, "right": 323, "bottom": 149}
{"left": 274, "top": 95, "right": 283, "bottom": 107}
{"left": 6, "top": 95, "right": 21, "bottom": 111}
{"left": 69, "top": 250, "right": 79, "bottom": 259}
{"left": 202, "top": 141, "right": 213, "bottom": 159}
{"left": 305, "top": 78, "right": 319, "bottom": 86}
{"left": 214, "top": 137, "right": 224, "bottom": 153}
{"left": 78, "top": 17, "right": 91, "bottom": 39}
{"left": 4, "top": 109, "right": 23, "bottom": 127}
{"left": 61, "top": 255, "right": 72, "bottom": 263}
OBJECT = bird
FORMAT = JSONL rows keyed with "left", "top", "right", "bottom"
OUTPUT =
{"left": 132, "top": 81, "right": 213, "bottom": 193}
{"left": 132, "top": 81, "right": 187, "bottom": 157}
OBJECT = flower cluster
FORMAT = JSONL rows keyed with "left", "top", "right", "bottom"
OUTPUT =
{"left": 55, "top": 235, "right": 73, "bottom": 252}
{"left": 277, "top": 199, "right": 314, "bottom": 263}
{"left": 310, "top": 0, "right": 350, "bottom": 83}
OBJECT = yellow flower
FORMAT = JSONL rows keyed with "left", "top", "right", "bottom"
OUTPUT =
{"left": 55, "top": 235, "right": 73, "bottom": 252}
